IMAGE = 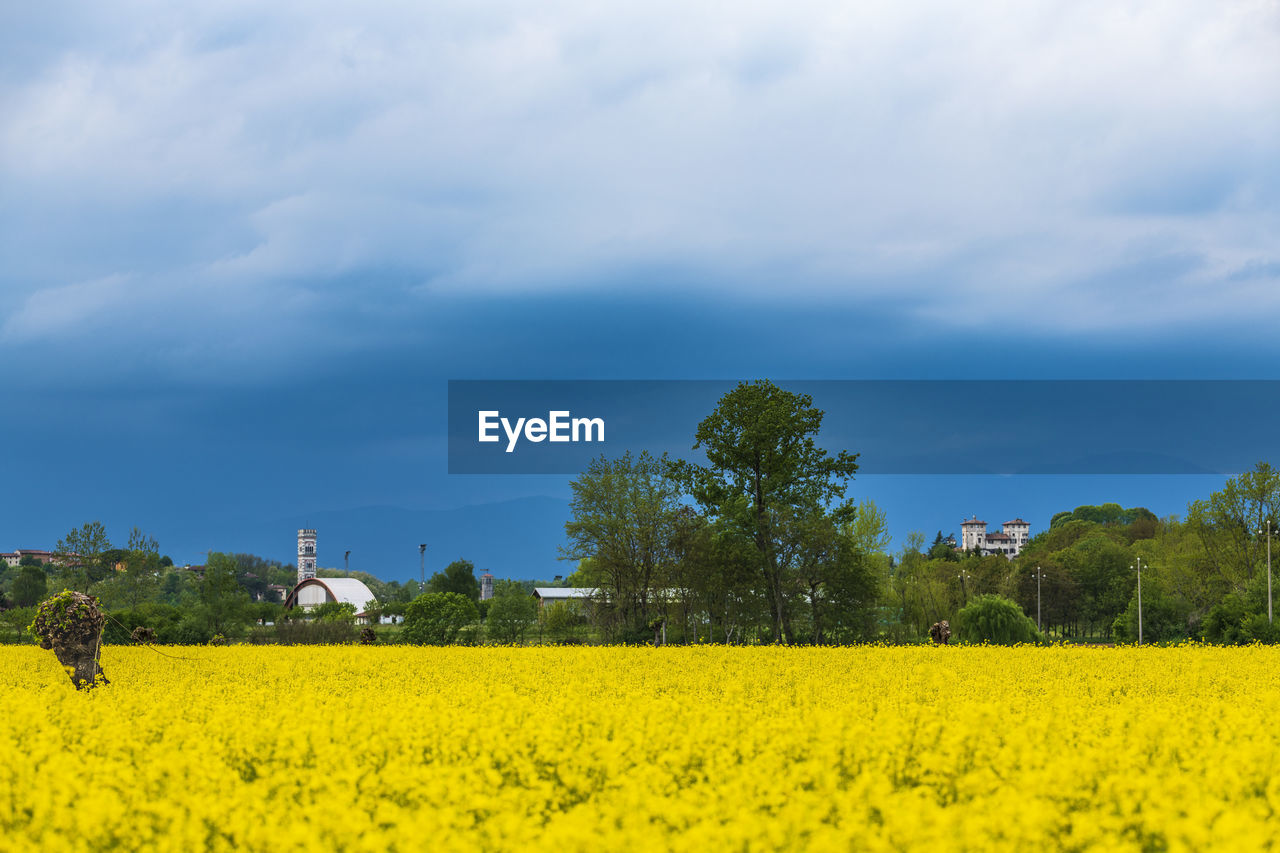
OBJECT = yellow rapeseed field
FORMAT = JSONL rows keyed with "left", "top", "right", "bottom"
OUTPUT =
{"left": 2, "top": 645, "right": 1278, "bottom": 851}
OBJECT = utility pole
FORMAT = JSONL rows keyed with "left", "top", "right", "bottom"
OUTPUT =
{"left": 1031, "top": 566, "right": 1046, "bottom": 632}
{"left": 957, "top": 570, "right": 972, "bottom": 605}
{"left": 419, "top": 543, "right": 427, "bottom": 589}
{"left": 1132, "top": 557, "right": 1144, "bottom": 645}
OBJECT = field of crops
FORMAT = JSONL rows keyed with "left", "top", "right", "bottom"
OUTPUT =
{"left": 2, "top": 645, "right": 1278, "bottom": 851}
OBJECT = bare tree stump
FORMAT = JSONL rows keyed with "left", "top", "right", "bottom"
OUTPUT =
{"left": 131, "top": 626, "right": 157, "bottom": 645}
{"left": 929, "top": 620, "right": 951, "bottom": 645}
{"left": 30, "top": 591, "right": 108, "bottom": 690}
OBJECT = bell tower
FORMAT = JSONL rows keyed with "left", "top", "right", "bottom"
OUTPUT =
{"left": 297, "top": 529, "right": 317, "bottom": 584}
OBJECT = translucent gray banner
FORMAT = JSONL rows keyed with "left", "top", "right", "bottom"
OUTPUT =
{"left": 448, "top": 380, "right": 1278, "bottom": 475}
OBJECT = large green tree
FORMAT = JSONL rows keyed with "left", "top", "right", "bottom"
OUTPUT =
{"left": 562, "top": 450, "right": 683, "bottom": 635}
{"left": 10, "top": 565, "right": 47, "bottom": 608}
{"left": 97, "top": 527, "right": 162, "bottom": 610}
{"left": 403, "top": 592, "right": 478, "bottom": 645}
{"left": 199, "top": 552, "right": 251, "bottom": 636}
{"left": 426, "top": 559, "right": 481, "bottom": 602}
{"left": 55, "top": 521, "right": 112, "bottom": 593}
{"left": 671, "top": 380, "right": 860, "bottom": 643}
{"left": 780, "top": 507, "right": 878, "bottom": 644}
{"left": 485, "top": 580, "right": 538, "bottom": 644}
{"left": 1187, "top": 462, "right": 1280, "bottom": 593}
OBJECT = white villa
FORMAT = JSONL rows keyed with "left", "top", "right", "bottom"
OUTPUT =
{"left": 959, "top": 517, "right": 1031, "bottom": 559}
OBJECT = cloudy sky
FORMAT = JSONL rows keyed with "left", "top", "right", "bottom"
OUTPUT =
{"left": 2, "top": 1, "right": 1277, "bottom": 570}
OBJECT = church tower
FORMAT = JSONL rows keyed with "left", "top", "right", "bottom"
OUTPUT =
{"left": 297, "top": 529, "right": 317, "bottom": 584}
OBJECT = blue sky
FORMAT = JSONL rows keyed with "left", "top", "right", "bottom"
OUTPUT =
{"left": 1, "top": 1, "right": 1277, "bottom": 576}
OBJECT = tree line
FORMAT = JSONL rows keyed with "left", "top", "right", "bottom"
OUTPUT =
{"left": 561, "top": 380, "right": 875, "bottom": 644}
{"left": 6, "top": 379, "right": 1280, "bottom": 646}
{"left": 0, "top": 531, "right": 545, "bottom": 645}
{"left": 559, "top": 381, "right": 1280, "bottom": 646}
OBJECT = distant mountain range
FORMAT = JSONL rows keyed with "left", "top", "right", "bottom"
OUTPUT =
{"left": 162, "top": 496, "right": 573, "bottom": 582}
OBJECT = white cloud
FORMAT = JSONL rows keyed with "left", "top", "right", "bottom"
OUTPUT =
{"left": 0, "top": 0, "right": 1276, "bottom": 348}
{"left": 1, "top": 274, "right": 135, "bottom": 342}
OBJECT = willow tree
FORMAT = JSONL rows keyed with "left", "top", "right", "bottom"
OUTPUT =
{"left": 30, "top": 591, "right": 108, "bottom": 689}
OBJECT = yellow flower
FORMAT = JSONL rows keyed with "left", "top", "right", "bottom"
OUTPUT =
{"left": 2, "top": 645, "right": 1278, "bottom": 851}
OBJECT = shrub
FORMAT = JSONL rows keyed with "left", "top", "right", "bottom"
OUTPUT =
{"left": 1201, "top": 594, "right": 1280, "bottom": 644}
{"left": 1112, "top": 578, "right": 1190, "bottom": 643}
{"left": 541, "top": 601, "right": 585, "bottom": 644}
{"left": 486, "top": 592, "right": 538, "bottom": 644}
{"left": 100, "top": 604, "right": 185, "bottom": 645}
{"left": 171, "top": 618, "right": 213, "bottom": 645}
{"left": 403, "top": 592, "right": 478, "bottom": 645}
{"left": 954, "top": 594, "right": 1042, "bottom": 645}
{"left": 274, "top": 619, "right": 358, "bottom": 645}
{"left": 311, "top": 601, "right": 357, "bottom": 623}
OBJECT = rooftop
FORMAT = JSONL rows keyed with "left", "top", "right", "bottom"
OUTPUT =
{"left": 532, "top": 587, "right": 597, "bottom": 599}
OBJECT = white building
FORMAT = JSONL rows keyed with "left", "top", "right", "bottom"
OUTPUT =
{"left": 283, "top": 577, "right": 379, "bottom": 621}
{"left": 2, "top": 549, "right": 57, "bottom": 568}
{"left": 959, "top": 516, "right": 1031, "bottom": 559}
{"left": 532, "top": 587, "right": 597, "bottom": 608}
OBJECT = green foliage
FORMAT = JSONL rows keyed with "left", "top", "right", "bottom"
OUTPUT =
{"left": 540, "top": 600, "right": 584, "bottom": 644}
{"left": 101, "top": 604, "right": 185, "bottom": 645}
{"left": 780, "top": 506, "right": 880, "bottom": 644}
{"left": 11, "top": 564, "right": 47, "bottom": 608}
{"left": 486, "top": 583, "right": 538, "bottom": 644}
{"left": 311, "top": 601, "right": 357, "bottom": 623}
{"left": 670, "top": 379, "right": 860, "bottom": 643}
{"left": 171, "top": 618, "right": 213, "bottom": 645}
{"left": 1052, "top": 534, "right": 1134, "bottom": 638}
{"left": 1051, "top": 504, "right": 1157, "bottom": 528}
{"left": 0, "top": 607, "right": 37, "bottom": 644}
{"left": 1187, "top": 462, "right": 1280, "bottom": 595}
{"left": 1022, "top": 519, "right": 1102, "bottom": 558}
{"left": 562, "top": 450, "right": 683, "bottom": 634}
{"left": 819, "top": 543, "right": 881, "bottom": 643}
{"left": 954, "top": 594, "right": 1042, "bottom": 645}
{"left": 199, "top": 552, "right": 251, "bottom": 636}
{"left": 1111, "top": 575, "right": 1191, "bottom": 643}
{"left": 318, "top": 567, "right": 397, "bottom": 603}
{"left": 1200, "top": 592, "right": 1280, "bottom": 644}
{"left": 927, "top": 540, "right": 960, "bottom": 562}
{"left": 272, "top": 619, "right": 358, "bottom": 645}
{"left": 95, "top": 527, "right": 163, "bottom": 610}
{"left": 378, "top": 581, "right": 419, "bottom": 604}
{"left": 55, "top": 521, "right": 113, "bottom": 592}
{"left": 426, "top": 559, "right": 481, "bottom": 602}
{"left": 845, "top": 501, "right": 891, "bottom": 555}
{"left": 565, "top": 557, "right": 601, "bottom": 587}
{"left": 403, "top": 592, "right": 479, "bottom": 645}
